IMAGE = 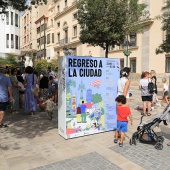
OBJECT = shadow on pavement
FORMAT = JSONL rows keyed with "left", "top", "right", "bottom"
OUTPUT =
{"left": 2, "top": 108, "right": 58, "bottom": 140}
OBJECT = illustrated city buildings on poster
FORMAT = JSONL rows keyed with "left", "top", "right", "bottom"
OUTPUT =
{"left": 58, "top": 56, "right": 120, "bottom": 139}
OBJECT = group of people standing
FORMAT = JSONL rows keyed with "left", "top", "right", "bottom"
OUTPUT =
{"left": 114, "top": 67, "right": 170, "bottom": 147}
{"left": 0, "top": 66, "right": 58, "bottom": 128}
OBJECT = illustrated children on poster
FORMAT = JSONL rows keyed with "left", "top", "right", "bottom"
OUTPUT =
{"left": 80, "top": 101, "right": 87, "bottom": 123}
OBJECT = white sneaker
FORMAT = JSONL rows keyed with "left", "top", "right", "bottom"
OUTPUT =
{"left": 156, "top": 103, "right": 161, "bottom": 107}
{"left": 151, "top": 107, "right": 154, "bottom": 111}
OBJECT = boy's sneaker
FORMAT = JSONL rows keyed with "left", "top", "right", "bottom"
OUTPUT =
{"left": 114, "top": 139, "right": 118, "bottom": 143}
{"left": 119, "top": 143, "right": 123, "bottom": 147}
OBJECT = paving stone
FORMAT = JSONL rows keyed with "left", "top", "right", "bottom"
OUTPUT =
{"left": 32, "top": 152, "right": 121, "bottom": 170}
{"left": 110, "top": 139, "right": 170, "bottom": 170}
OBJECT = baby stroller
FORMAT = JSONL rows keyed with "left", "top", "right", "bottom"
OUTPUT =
{"left": 130, "top": 104, "right": 170, "bottom": 150}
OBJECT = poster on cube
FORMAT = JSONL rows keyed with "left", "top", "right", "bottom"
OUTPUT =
{"left": 58, "top": 56, "right": 120, "bottom": 139}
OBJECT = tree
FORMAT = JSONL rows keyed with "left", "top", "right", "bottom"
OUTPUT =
{"left": 34, "top": 59, "right": 49, "bottom": 74}
{"left": 77, "top": 0, "right": 148, "bottom": 58}
{"left": 156, "top": 0, "right": 170, "bottom": 54}
{"left": 92, "top": 93, "right": 102, "bottom": 108}
{"left": 0, "top": 54, "right": 18, "bottom": 67}
{"left": 0, "top": 0, "right": 48, "bottom": 14}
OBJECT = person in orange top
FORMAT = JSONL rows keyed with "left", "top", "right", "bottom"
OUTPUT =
{"left": 114, "top": 95, "right": 133, "bottom": 147}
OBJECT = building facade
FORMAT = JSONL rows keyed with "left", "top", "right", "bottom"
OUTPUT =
{"left": 109, "top": 0, "right": 168, "bottom": 75}
{"left": 20, "top": 0, "right": 169, "bottom": 75}
{"left": 53, "top": 0, "right": 105, "bottom": 58}
{"left": 0, "top": 6, "right": 20, "bottom": 58}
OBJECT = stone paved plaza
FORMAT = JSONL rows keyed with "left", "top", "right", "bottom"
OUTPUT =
{"left": 0, "top": 86, "right": 169, "bottom": 170}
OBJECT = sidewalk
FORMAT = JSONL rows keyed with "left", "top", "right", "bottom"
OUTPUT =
{"left": 0, "top": 86, "right": 169, "bottom": 170}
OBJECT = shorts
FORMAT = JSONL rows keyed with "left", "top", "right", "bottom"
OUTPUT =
{"left": 141, "top": 95, "right": 153, "bottom": 102}
{"left": 164, "top": 91, "right": 169, "bottom": 96}
{"left": 117, "top": 121, "right": 128, "bottom": 132}
{"left": 0, "top": 102, "right": 8, "bottom": 111}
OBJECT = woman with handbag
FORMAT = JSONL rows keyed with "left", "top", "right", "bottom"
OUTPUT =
{"left": 150, "top": 70, "right": 161, "bottom": 108}
{"left": 24, "top": 66, "right": 37, "bottom": 115}
{"left": 139, "top": 71, "right": 153, "bottom": 116}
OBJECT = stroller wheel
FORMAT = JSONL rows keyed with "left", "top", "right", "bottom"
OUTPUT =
{"left": 155, "top": 142, "right": 163, "bottom": 150}
{"left": 129, "top": 139, "right": 132, "bottom": 145}
{"left": 158, "top": 136, "right": 164, "bottom": 143}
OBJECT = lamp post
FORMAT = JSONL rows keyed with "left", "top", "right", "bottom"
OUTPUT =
{"left": 123, "top": 34, "right": 131, "bottom": 67}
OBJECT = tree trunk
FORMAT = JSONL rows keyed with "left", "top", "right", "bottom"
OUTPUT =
{"left": 105, "top": 43, "right": 109, "bottom": 58}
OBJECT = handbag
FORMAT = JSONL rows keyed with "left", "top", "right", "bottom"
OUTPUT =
{"left": 148, "top": 79, "right": 155, "bottom": 94}
{"left": 32, "top": 74, "right": 38, "bottom": 97}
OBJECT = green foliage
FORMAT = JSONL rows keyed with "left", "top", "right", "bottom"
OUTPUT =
{"left": 156, "top": 0, "right": 170, "bottom": 54}
{"left": 77, "top": 0, "right": 148, "bottom": 57}
{"left": 0, "top": 0, "right": 48, "bottom": 14}
{"left": 92, "top": 93, "right": 102, "bottom": 104}
{"left": 34, "top": 59, "right": 58, "bottom": 74}
{"left": 0, "top": 55, "right": 18, "bottom": 67}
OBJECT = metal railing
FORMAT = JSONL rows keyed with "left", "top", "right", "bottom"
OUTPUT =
{"left": 59, "top": 38, "right": 69, "bottom": 45}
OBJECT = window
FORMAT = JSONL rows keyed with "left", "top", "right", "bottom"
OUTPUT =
{"left": 52, "top": 33, "right": 54, "bottom": 43}
{"left": 37, "top": 27, "right": 40, "bottom": 34}
{"left": 166, "top": 57, "right": 170, "bottom": 72}
{"left": 73, "top": 12, "right": 77, "bottom": 20}
{"left": 40, "top": 36, "right": 45, "bottom": 45}
{"left": 73, "top": 25, "right": 77, "bottom": 37}
{"left": 57, "top": 22, "right": 60, "bottom": 28}
{"left": 15, "top": 35, "right": 19, "bottom": 49}
{"left": 11, "top": 34, "right": 14, "bottom": 48}
{"left": 24, "top": 26, "right": 26, "bottom": 34}
{"left": 11, "top": 12, "right": 13, "bottom": 25}
{"left": 15, "top": 13, "right": 18, "bottom": 27}
{"left": 24, "top": 16, "right": 26, "bottom": 24}
{"left": 57, "top": 33, "right": 60, "bottom": 42}
{"left": 109, "top": 45, "right": 114, "bottom": 51}
{"left": 24, "top": 36, "right": 26, "bottom": 44}
{"left": 47, "top": 34, "right": 50, "bottom": 44}
{"left": 57, "top": 5, "right": 60, "bottom": 13}
{"left": 6, "top": 12, "right": 9, "bottom": 25}
{"left": 130, "top": 58, "right": 136, "bottom": 73}
{"left": 6, "top": 34, "right": 9, "bottom": 48}
{"left": 65, "top": 0, "right": 67, "bottom": 7}
{"left": 120, "top": 59, "right": 124, "bottom": 70}
{"left": 40, "top": 24, "right": 44, "bottom": 32}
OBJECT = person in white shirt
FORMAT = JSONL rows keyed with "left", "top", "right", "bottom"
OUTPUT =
{"left": 139, "top": 71, "right": 153, "bottom": 116}
{"left": 161, "top": 78, "right": 169, "bottom": 106}
{"left": 118, "top": 67, "right": 131, "bottom": 105}
{"left": 48, "top": 67, "right": 56, "bottom": 78}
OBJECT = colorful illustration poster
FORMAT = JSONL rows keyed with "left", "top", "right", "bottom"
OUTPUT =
{"left": 58, "top": 56, "right": 120, "bottom": 139}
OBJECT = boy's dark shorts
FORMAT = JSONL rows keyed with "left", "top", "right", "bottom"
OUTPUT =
{"left": 141, "top": 95, "right": 153, "bottom": 102}
{"left": 0, "top": 102, "right": 8, "bottom": 111}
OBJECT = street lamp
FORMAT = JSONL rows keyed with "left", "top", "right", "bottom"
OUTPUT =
{"left": 123, "top": 34, "right": 131, "bottom": 67}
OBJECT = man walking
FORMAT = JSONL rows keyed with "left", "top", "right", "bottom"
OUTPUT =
{"left": 0, "top": 66, "right": 13, "bottom": 128}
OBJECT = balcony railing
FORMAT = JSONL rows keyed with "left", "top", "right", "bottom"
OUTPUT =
{"left": 46, "top": 25, "right": 54, "bottom": 30}
{"left": 59, "top": 38, "right": 69, "bottom": 45}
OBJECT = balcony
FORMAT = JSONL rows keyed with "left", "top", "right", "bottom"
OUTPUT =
{"left": 59, "top": 38, "right": 69, "bottom": 45}
{"left": 46, "top": 25, "right": 54, "bottom": 30}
